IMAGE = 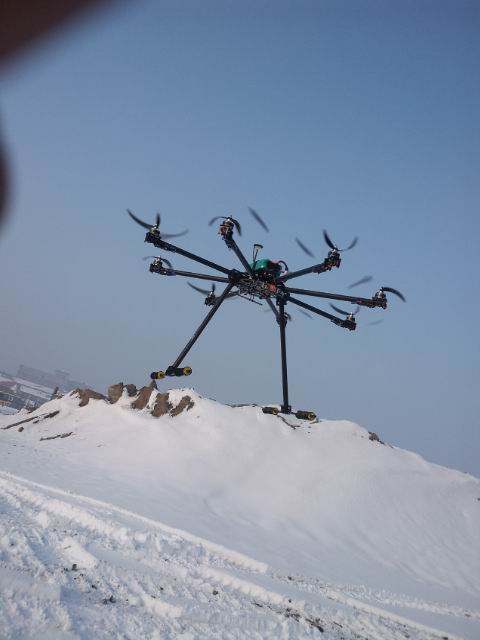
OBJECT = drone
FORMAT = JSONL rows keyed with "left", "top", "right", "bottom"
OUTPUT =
{"left": 128, "top": 208, "right": 405, "bottom": 421}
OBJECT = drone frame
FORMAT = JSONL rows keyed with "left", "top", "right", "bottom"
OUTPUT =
{"left": 131, "top": 213, "right": 397, "bottom": 420}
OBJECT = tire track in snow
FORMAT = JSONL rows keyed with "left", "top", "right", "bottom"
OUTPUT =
{"left": 0, "top": 470, "right": 267, "bottom": 573}
{"left": 0, "top": 490, "right": 74, "bottom": 639}
{"left": 274, "top": 574, "right": 480, "bottom": 623}
{"left": 0, "top": 470, "right": 468, "bottom": 640}
{"left": 0, "top": 472, "right": 326, "bottom": 639}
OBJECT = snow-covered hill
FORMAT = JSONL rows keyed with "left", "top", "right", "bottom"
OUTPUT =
{"left": 1, "top": 386, "right": 479, "bottom": 639}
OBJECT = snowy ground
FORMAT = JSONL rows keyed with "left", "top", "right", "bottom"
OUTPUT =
{"left": 0, "top": 388, "right": 479, "bottom": 639}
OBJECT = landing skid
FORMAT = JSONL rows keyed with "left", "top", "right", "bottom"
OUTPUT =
{"left": 262, "top": 406, "right": 316, "bottom": 421}
{"left": 151, "top": 366, "right": 192, "bottom": 379}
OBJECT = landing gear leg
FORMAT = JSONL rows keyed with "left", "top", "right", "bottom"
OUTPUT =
{"left": 262, "top": 297, "right": 316, "bottom": 421}
{"left": 278, "top": 298, "right": 291, "bottom": 415}
{"left": 150, "top": 283, "right": 234, "bottom": 380}
{"left": 262, "top": 297, "right": 290, "bottom": 415}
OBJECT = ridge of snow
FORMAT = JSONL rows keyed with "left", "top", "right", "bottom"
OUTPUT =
{"left": 1, "top": 387, "right": 479, "bottom": 638}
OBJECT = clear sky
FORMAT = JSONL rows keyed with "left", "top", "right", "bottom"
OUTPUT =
{"left": 1, "top": 0, "right": 479, "bottom": 475}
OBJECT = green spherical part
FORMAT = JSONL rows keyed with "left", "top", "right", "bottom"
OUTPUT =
{"left": 249, "top": 259, "right": 281, "bottom": 273}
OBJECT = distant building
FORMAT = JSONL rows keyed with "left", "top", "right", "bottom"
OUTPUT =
{"left": 16, "top": 365, "right": 88, "bottom": 393}
{"left": 0, "top": 377, "right": 52, "bottom": 410}
{"left": 0, "top": 380, "right": 17, "bottom": 407}
{"left": 0, "top": 366, "right": 91, "bottom": 413}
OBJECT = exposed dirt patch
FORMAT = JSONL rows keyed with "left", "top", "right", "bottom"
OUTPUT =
{"left": 106, "top": 383, "right": 137, "bottom": 403}
{"left": 150, "top": 393, "right": 194, "bottom": 417}
{"left": 40, "top": 432, "right": 73, "bottom": 441}
{"left": 131, "top": 382, "right": 157, "bottom": 410}
{"left": 2, "top": 410, "right": 60, "bottom": 430}
{"left": 107, "top": 383, "right": 124, "bottom": 404}
{"left": 125, "top": 383, "right": 137, "bottom": 397}
{"left": 368, "top": 431, "right": 385, "bottom": 445}
{"left": 170, "top": 395, "right": 194, "bottom": 417}
{"left": 254, "top": 602, "right": 324, "bottom": 634}
{"left": 151, "top": 393, "right": 172, "bottom": 417}
{"left": 230, "top": 403, "right": 258, "bottom": 408}
{"left": 72, "top": 389, "right": 106, "bottom": 407}
{"left": 277, "top": 415, "right": 298, "bottom": 430}
{"left": 2, "top": 414, "right": 38, "bottom": 430}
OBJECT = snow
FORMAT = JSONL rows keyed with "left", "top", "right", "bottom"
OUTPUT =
{"left": 0, "top": 388, "right": 479, "bottom": 639}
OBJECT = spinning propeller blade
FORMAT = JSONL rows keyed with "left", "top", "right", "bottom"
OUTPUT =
{"left": 127, "top": 209, "right": 152, "bottom": 230}
{"left": 323, "top": 229, "right": 358, "bottom": 252}
{"left": 295, "top": 237, "right": 315, "bottom": 258}
{"left": 263, "top": 309, "right": 293, "bottom": 322}
{"left": 348, "top": 275, "right": 373, "bottom": 289}
{"left": 297, "top": 308, "right": 312, "bottom": 319}
{"left": 323, "top": 230, "right": 335, "bottom": 250}
{"left": 296, "top": 231, "right": 358, "bottom": 257}
{"left": 248, "top": 207, "right": 269, "bottom": 232}
{"left": 208, "top": 216, "right": 242, "bottom": 236}
{"left": 187, "top": 281, "right": 238, "bottom": 300}
{"left": 142, "top": 256, "right": 173, "bottom": 269}
{"left": 161, "top": 229, "right": 189, "bottom": 239}
{"left": 330, "top": 304, "right": 360, "bottom": 316}
{"left": 127, "top": 209, "right": 188, "bottom": 238}
{"left": 187, "top": 282, "right": 216, "bottom": 296}
{"left": 381, "top": 286, "right": 406, "bottom": 302}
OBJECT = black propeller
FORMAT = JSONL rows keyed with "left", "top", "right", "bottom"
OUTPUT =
{"left": 379, "top": 286, "right": 406, "bottom": 302}
{"left": 323, "top": 230, "right": 358, "bottom": 252}
{"left": 208, "top": 216, "right": 242, "bottom": 236}
{"left": 331, "top": 303, "right": 384, "bottom": 326}
{"left": 263, "top": 307, "right": 310, "bottom": 320}
{"left": 248, "top": 207, "right": 269, "bottom": 232}
{"left": 188, "top": 282, "right": 216, "bottom": 296}
{"left": 142, "top": 256, "right": 173, "bottom": 269}
{"left": 330, "top": 304, "right": 360, "bottom": 316}
{"left": 295, "top": 232, "right": 357, "bottom": 257}
{"left": 264, "top": 309, "right": 293, "bottom": 322}
{"left": 127, "top": 209, "right": 188, "bottom": 239}
{"left": 296, "top": 308, "right": 312, "bottom": 319}
{"left": 187, "top": 282, "right": 238, "bottom": 299}
{"left": 128, "top": 209, "right": 160, "bottom": 231}
{"left": 295, "top": 237, "right": 315, "bottom": 258}
{"left": 348, "top": 275, "right": 373, "bottom": 289}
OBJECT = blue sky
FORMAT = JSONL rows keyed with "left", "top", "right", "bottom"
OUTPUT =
{"left": 1, "top": 0, "right": 479, "bottom": 474}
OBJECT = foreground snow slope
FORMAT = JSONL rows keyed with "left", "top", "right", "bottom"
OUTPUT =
{"left": 1, "top": 388, "right": 479, "bottom": 639}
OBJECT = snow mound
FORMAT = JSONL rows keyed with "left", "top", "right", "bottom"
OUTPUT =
{"left": 1, "top": 387, "right": 479, "bottom": 639}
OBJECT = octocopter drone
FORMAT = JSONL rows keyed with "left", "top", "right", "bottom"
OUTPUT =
{"left": 128, "top": 208, "right": 405, "bottom": 420}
